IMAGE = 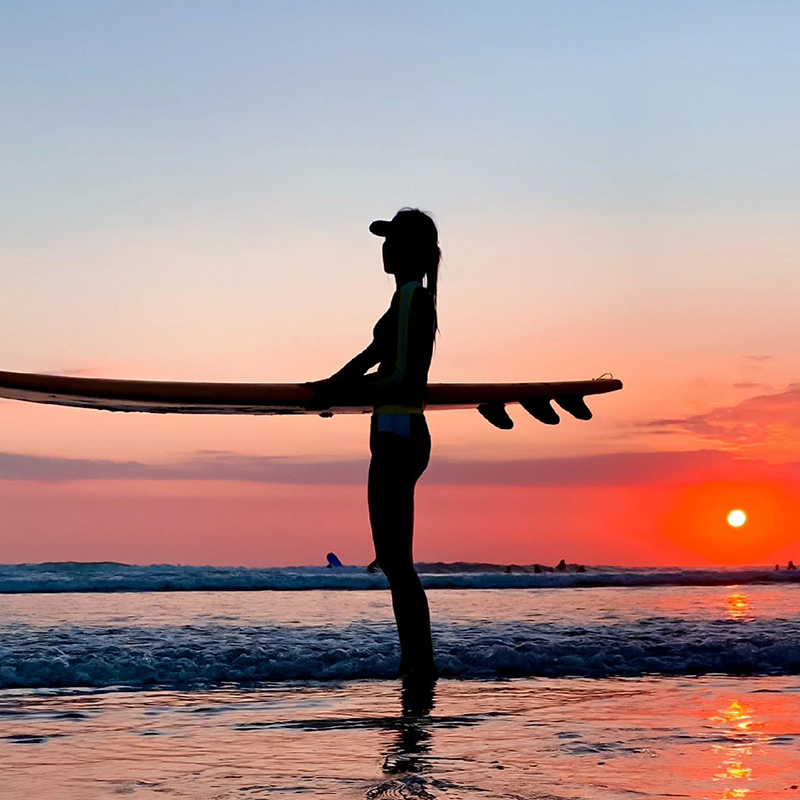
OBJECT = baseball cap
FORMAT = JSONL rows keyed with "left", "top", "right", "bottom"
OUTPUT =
{"left": 369, "top": 208, "right": 438, "bottom": 244}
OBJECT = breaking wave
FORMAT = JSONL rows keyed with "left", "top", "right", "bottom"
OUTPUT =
{"left": 1, "top": 562, "right": 799, "bottom": 594}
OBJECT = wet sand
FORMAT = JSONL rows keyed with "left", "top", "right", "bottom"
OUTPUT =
{"left": 2, "top": 675, "right": 798, "bottom": 799}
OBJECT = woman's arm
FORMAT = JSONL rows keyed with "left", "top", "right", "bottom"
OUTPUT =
{"left": 305, "top": 284, "right": 432, "bottom": 408}
{"left": 303, "top": 340, "right": 382, "bottom": 409}
{"left": 327, "top": 340, "right": 382, "bottom": 385}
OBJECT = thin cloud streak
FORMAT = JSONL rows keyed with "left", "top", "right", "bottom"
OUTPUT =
{"left": 742, "top": 355, "right": 772, "bottom": 364}
{"left": 639, "top": 386, "right": 800, "bottom": 448}
{"left": 0, "top": 448, "right": 745, "bottom": 487}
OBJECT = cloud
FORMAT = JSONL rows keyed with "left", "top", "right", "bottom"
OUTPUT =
{"left": 0, "top": 451, "right": 364, "bottom": 484}
{"left": 429, "top": 450, "right": 735, "bottom": 486}
{"left": 742, "top": 355, "right": 772, "bottom": 364}
{"left": 0, "top": 453, "right": 179, "bottom": 482}
{"left": 640, "top": 386, "right": 800, "bottom": 448}
{"left": 0, "top": 448, "right": 742, "bottom": 487}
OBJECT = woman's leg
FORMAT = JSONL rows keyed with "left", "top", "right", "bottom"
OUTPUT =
{"left": 368, "top": 417, "right": 433, "bottom": 674}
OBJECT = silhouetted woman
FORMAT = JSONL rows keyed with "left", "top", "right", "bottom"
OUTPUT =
{"left": 308, "top": 208, "right": 440, "bottom": 678}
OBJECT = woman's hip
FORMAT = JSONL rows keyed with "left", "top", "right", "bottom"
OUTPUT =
{"left": 369, "top": 413, "right": 431, "bottom": 474}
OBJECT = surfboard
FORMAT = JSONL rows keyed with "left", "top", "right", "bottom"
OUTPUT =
{"left": 0, "top": 369, "right": 622, "bottom": 427}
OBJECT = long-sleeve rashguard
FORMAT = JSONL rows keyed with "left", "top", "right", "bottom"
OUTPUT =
{"left": 328, "top": 280, "right": 435, "bottom": 411}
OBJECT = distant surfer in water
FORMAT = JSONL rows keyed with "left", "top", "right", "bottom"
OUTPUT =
{"left": 307, "top": 208, "right": 440, "bottom": 680}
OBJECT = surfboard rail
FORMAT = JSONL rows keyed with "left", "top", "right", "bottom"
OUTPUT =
{"left": 0, "top": 369, "right": 622, "bottom": 425}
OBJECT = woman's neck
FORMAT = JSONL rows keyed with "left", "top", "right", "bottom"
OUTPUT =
{"left": 394, "top": 274, "right": 424, "bottom": 289}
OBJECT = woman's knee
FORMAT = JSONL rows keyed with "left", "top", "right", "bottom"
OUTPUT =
{"left": 376, "top": 553, "right": 417, "bottom": 583}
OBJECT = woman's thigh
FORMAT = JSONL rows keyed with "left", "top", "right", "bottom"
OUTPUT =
{"left": 368, "top": 416, "right": 431, "bottom": 562}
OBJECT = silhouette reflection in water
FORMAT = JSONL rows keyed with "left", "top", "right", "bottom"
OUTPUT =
{"left": 368, "top": 676, "right": 437, "bottom": 799}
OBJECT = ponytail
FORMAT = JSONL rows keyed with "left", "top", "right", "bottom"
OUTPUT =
{"left": 391, "top": 207, "right": 441, "bottom": 338}
{"left": 425, "top": 246, "right": 441, "bottom": 338}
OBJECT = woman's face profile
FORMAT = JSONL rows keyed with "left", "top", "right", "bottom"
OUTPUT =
{"left": 382, "top": 238, "right": 399, "bottom": 274}
{"left": 382, "top": 237, "right": 426, "bottom": 280}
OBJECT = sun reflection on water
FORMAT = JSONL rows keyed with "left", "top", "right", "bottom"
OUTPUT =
{"left": 712, "top": 699, "right": 757, "bottom": 730}
{"left": 710, "top": 698, "right": 771, "bottom": 800}
{"left": 725, "top": 593, "right": 754, "bottom": 621}
{"left": 718, "top": 762, "right": 752, "bottom": 780}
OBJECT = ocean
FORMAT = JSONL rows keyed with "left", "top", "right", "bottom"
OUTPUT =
{"left": 2, "top": 562, "right": 799, "bottom": 799}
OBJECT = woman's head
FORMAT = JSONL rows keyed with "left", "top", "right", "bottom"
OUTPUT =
{"left": 369, "top": 208, "right": 441, "bottom": 325}
{"left": 370, "top": 208, "right": 439, "bottom": 275}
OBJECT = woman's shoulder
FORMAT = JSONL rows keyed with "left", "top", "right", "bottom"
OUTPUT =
{"left": 393, "top": 282, "right": 431, "bottom": 315}
{"left": 410, "top": 282, "right": 434, "bottom": 310}
{"left": 398, "top": 280, "right": 431, "bottom": 302}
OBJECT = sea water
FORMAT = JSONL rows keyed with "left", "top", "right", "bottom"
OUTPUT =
{"left": 1, "top": 563, "right": 799, "bottom": 799}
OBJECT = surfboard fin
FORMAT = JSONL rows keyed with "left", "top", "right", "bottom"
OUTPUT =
{"left": 477, "top": 403, "right": 514, "bottom": 430}
{"left": 520, "top": 398, "right": 560, "bottom": 425}
{"left": 554, "top": 395, "right": 592, "bottom": 420}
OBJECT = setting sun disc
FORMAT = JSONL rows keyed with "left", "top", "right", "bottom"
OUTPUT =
{"left": 727, "top": 509, "right": 747, "bottom": 528}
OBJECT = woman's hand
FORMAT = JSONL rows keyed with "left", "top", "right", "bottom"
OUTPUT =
{"left": 302, "top": 378, "right": 338, "bottom": 411}
{"left": 304, "top": 340, "right": 381, "bottom": 410}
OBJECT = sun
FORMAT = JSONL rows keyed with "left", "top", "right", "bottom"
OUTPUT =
{"left": 661, "top": 481, "right": 800, "bottom": 562}
{"left": 727, "top": 509, "right": 747, "bottom": 528}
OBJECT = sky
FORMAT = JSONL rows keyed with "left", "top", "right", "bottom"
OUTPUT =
{"left": 1, "top": 1, "right": 799, "bottom": 566}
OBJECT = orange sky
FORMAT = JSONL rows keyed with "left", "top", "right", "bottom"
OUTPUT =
{"left": 2, "top": 3, "right": 799, "bottom": 566}
{"left": 1, "top": 237, "right": 799, "bottom": 566}
{"left": 1, "top": 393, "right": 799, "bottom": 565}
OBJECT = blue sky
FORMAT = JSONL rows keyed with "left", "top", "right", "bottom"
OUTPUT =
{"left": 4, "top": 0, "right": 799, "bottom": 242}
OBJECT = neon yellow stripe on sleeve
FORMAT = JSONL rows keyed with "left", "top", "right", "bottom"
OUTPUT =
{"left": 371, "top": 281, "right": 421, "bottom": 388}
{"left": 394, "top": 282, "right": 416, "bottom": 380}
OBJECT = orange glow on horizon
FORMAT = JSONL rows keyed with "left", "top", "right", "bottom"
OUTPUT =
{"left": 660, "top": 480, "right": 800, "bottom": 563}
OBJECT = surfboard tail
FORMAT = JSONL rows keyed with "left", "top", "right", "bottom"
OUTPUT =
{"left": 479, "top": 397, "right": 595, "bottom": 429}
{"left": 520, "top": 398, "right": 560, "bottom": 425}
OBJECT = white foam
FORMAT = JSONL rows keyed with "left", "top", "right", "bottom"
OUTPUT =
{"left": 2, "top": 616, "right": 799, "bottom": 689}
